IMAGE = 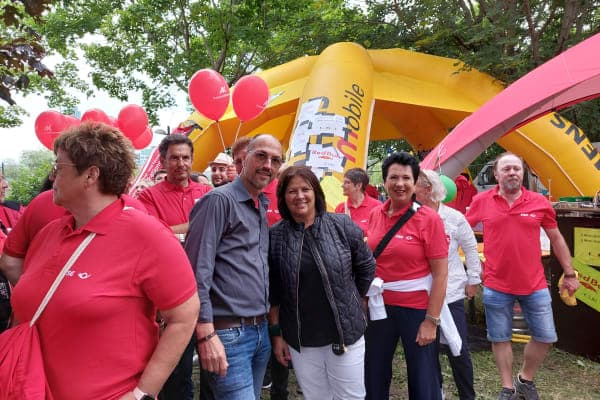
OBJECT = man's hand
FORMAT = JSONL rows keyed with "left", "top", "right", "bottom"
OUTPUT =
{"left": 560, "top": 274, "right": 580, "bottom": 296}
{"left": 196, "top": 323, "right": 228, "bottom": 377}
{"left": 465, "top": 284, "right": 479, "bottom": 299}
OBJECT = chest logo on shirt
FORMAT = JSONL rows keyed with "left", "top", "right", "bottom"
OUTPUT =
{"left": 520, "top": 213, "right": 537, "bottom": 218}
{"left": 66, "top": 270, "right": 92, "bottom": 279}
{"left": 394, "top": 234, "right": 414, "bottom": 241}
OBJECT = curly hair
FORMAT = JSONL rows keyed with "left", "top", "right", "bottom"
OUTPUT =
{"left": 53, "top": 122, "right": 136, "bottom": 195}
{"left": 381, "top": 151, "right": 420, "bottom": 183}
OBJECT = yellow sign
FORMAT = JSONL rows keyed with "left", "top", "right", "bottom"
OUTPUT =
{"left": 574, "top": 227, "right": 600, "bottom": 266}
{"left": 573, "top": 258, "right": 600, "bottom": 313}
{"left": 320, "top": 175, "right": 345, "bottom": 210}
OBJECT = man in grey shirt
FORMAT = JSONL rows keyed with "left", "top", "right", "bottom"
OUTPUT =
{"left": 186, "top": 134, "right": 283, "bottom": 399}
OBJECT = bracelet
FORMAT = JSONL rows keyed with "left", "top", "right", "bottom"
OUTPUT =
{"left": 268, "top": 324, "right": 282, "bottom": 337}
{"left": 197, "top": 330, "right": 217, "bottom": 343}
{"left": 564, "top": 273, "right": 578, "bottom": 279}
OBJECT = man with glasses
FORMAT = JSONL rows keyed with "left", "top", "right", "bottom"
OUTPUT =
{"left": 186, "top": 134, "right": 283, "bottom": 399}
{"left": 138, "top": 134, "right": 211, "bottom": 400}
{"left": 138, "top": 135, "right": 211, "bottom": 237}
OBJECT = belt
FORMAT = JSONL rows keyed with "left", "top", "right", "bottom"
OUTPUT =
{"left": 213, "top": 315, "right": 267, "bottom": 330}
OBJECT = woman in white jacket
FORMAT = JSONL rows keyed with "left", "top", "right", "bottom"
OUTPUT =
{"left": 416, "top": 169, "right": 482, "bottom": 400}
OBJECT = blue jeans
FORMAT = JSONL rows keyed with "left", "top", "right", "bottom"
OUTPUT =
{"left": 441, "top": 299, "right": 475, "bottom": 400}
{"left": 483, "top": 287, "right": 557, "bottom": 343}
{"left": 365, "top": 305, "right": 442, "bottom": 400}
{"left": 208, "top": 320, "right": 271, "bottom": 400}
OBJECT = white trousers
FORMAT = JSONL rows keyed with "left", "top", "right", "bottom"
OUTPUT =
{"left": 289, "top": 336, "right": 365, "bottom": 400}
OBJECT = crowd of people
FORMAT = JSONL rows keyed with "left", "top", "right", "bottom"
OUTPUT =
{"left": 0, "top": 122, "right": 580, "bottom": 400}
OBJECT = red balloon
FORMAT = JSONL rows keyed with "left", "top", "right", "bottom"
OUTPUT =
{"left": 232, "top": 75, "right": 269, "bottom": 122}
{"left": 188, "top": 69, "right": 230, "bottom": 121}
{"left": 34, "top": 111, "right": 68, "bottom": 150}
{"left": 63, "top": 115, "right": 81, "bottom": 129}
{"left": 81, "top": 108, "right": 111, "bottom": 124}
{"left": 117, "top": 104, "right": 149, "bottom": 141}
{"left": 107, "top": 116, "right": 119, "bottom": 128}
{"left": 132, "top": 127, "right": 153, "bottom": 149}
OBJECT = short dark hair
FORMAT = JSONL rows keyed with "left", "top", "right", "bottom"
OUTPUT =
{"left": 53, "top": 122, "right": 135, "bottom": 195}
{"left": 381, "top": 151, "right": 420, "bottom": 183}
{"left": 231, "top": 136, "right": 252, "bottom": 159}
{"left": 344, "top": 168, "right": 369, "bottom": 192}
{"left": 158, "top": 134, "right": 194, "bottom": 159}
{"left": 277, "top": 166, "right": 326, "bottom": 221}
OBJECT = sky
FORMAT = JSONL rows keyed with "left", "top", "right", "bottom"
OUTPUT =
{"left": 0, "top": 53, "right": 192, "bottom": 163}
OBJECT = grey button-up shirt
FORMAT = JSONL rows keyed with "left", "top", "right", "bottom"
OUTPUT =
{"left": 185, "top": 177, "right": 270, "bottom": 322}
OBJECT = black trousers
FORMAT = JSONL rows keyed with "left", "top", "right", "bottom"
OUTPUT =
{"left": 159, "top": 336, "right": 195, "bottom": 400}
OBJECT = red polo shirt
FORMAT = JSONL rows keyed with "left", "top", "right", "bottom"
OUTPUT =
{"left": 138, "top": 179, "right": 211, "bottom": 226}
{"left": 3, "top": 191, "right": 147, "bottom": 259}
{"left": 3, "top": 190, "right": 67, "bottom": 258}
{"left": 0, "top": 203, "right": 23, "bottom": 230}
{"left": 367, "top": 200, "right": 448, "bottom": 309}
{"left": 335, "top": 194, "right": 381, "bottom": 235}
{"left": 263, "top": 178, "right": 281, "bottom": 227}
{"left": 466, "top": 186, "right": 556, "bottom": 295}
{"left": 11, "top": 198, "right": 197, "bottom": 399}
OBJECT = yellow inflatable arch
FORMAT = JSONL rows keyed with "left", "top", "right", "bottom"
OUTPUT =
{"left": 186, "top": 42, "right": 600, "bottom": 205}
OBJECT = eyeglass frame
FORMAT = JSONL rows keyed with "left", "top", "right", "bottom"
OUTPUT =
{"left": 248, "top": 150, "right": 284, "bottom": 168}
{"left": 50, "top": 162, "right": 78, "bottom": 177}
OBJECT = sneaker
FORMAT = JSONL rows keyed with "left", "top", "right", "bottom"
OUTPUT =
{"left": 514, "top": 375, "right": 540, "bottom": 400}
{"left": 497, "top": 387, "right": 517, "bottom": 400}
{"left": 261, "top": 381, "right": 272, "bottom": 390}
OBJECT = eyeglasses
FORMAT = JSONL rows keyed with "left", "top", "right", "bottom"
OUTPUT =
{"left": 250, "top": 151, "right": 283, "bottom": 168}
{"left": 50, "top": 162, "right": 78, "bottom": 176}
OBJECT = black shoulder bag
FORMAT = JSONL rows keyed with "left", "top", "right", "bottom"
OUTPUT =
{"left": 372, "top": 201, "right": 421, "bottom": 259}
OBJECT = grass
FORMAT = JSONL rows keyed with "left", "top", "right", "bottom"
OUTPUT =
{"left": 253, "top": 324, "right": 600, "bottom": 400}
{"left": 194, "top": 297, "right": 600, "bottom": 399}
{"left": 255, "top": 340, "right": 600, "bottom": 400}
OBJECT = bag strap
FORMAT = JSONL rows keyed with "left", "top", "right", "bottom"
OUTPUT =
{"left": 372, "top": 202, "right": 421, "bottom": 259}
{"left": 30, "top": 232, "right": 96, "bottom": 327}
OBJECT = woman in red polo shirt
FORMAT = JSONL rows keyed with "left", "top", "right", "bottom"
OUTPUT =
{"left": 335, "top": 168, "right": 381, "bottom": 236}
{"left": 365, "top": 152, "right": 449, "bottom": 400}
{"left": 5, "top": 122, "right": 200, "bottom": 400}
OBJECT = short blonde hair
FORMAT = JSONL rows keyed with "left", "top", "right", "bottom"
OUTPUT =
{"left": 418, "top": 169, "right": 447, "bottom": 203}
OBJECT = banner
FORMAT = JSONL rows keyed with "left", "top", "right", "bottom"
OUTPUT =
{"left": 573, "top": 258, "right": 600, "bottom": 312}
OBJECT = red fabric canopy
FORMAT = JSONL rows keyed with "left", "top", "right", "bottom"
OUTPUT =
{"left": 421, "top": 33, "right": 600, "bottom": 177}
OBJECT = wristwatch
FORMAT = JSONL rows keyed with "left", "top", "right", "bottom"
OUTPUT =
{"left": 425, "top": 314, "right": 441, "bottom": 326}
{"left": 133, "top": 387, "right": 156, "bottom": 400}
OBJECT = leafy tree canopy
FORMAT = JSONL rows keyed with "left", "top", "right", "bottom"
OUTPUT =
{"left": 0, "top": 0, "right": 54, "bottom": 125}
{"left": 3, "top": 149, "right": 53, "bottom": 205}
{"left": 39, "top": 0, "right": 370, "bottom": 124}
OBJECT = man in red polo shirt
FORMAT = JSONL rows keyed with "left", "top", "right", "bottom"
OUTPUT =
{"left": 137, "top": 134, "right": 210, "bottom": 400}
{"left": 466, "top": 152, "right": 579, "bottom": 400}
{"left": 335, "top": 168, "right": 381, "bottom": 235}
{"left": 138, "top": 134, "right": 211, "bottom": 236}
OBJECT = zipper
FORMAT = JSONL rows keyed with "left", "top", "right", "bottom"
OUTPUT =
{"left": 305, "top": 231, "right": 345, "bottom": 350}
{"left": 352, "top": 290, "right": 367, "bottom": 326}
{"left": 295, "top": 230, "right": 304, "bottom": 350}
